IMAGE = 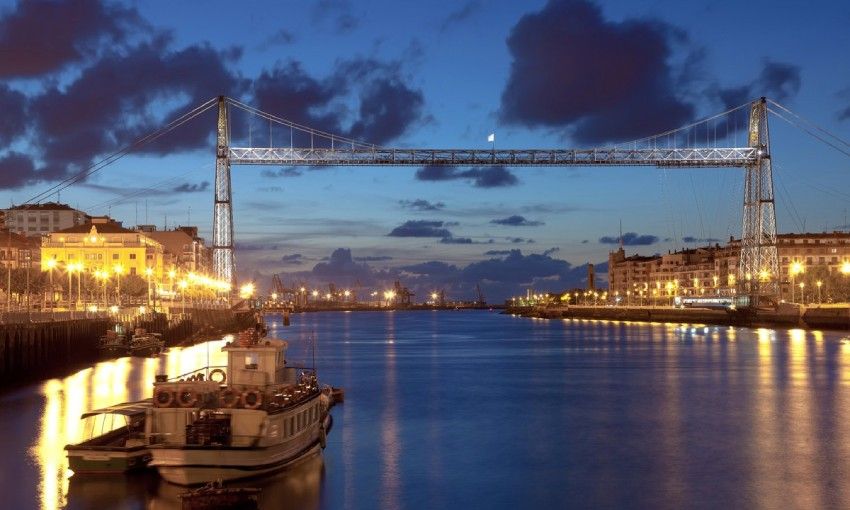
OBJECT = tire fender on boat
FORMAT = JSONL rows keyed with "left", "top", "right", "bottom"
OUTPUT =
{"left": 319, "top": 422, "right": 327, "bottom": 449}
{"left": 154, "top": 388, "right": 174, "bottom": 407}
{"left": 177, "top": 387, "right": 199, "bottom": 407}
{"left": 220, "top": 389, "right": 240, "bottom": 408}
{"left": 242, "top": 389, "right": 263, "bottom": 410}
{"left": 209, "top": 368, "right": 227, "bottom": 384}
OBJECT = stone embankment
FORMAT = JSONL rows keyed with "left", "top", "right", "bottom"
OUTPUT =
{"left": 0, "top": 308, "right": 255, "bottom": 386}
{"left": 507, "top": 304, "right": 850, "bottom": 331}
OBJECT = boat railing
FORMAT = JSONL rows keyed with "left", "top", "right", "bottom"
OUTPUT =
{"left": 159, "top": 365, "right": 228, "bottom": 383}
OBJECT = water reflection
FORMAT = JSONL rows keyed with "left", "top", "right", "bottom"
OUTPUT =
{"left": 30, "top": 338, "right": 237, "bottom": 510}
{"left": 6, "top": 313, "right": 850, "bottom": 509}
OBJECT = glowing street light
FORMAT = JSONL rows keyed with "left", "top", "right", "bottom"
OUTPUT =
{"left": 790, "top": 261, "right": 804, "bottom": 302}
{"left": 816, "top": 280, "right": 823, "bottom": 304}
{"left": 113, "top": 264, "right": 124, "bottom": 307}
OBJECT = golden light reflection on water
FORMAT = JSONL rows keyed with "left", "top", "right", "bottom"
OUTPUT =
{"left": 30, "top": 339, "right": 230, "bottom": 510}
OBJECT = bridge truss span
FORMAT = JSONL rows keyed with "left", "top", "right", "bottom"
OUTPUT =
{"left": 228, "top": 146, "right": 758, "bottom": 168}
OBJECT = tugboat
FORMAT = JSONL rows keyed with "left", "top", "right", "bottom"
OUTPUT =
{"left": 129, "top": 328, "right": 164, "bottom": 356}
{"left": 65, "top": 399, "right": 152, "bottom": 474}
{"left": 145, "top": 328, "right": 333, "bottom": 485}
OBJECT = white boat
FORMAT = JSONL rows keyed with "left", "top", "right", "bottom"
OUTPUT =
{"left": 65, "top": 399, "right": 152, "bottom": 474}
{"left": 145, "top": 329, "right": 333, "bottom": 485}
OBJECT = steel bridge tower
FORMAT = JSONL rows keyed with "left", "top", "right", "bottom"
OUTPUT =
{"left": 738, "top": 97, "right": 778, "bottom": 305}
{"left": 213, "top": 96, "right": 234, "bottom": 288}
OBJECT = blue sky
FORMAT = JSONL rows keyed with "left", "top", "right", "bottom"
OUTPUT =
{"left": 1, "top": 0, "right": 849, "bottom": 301}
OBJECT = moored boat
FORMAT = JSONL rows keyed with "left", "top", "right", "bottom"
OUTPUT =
{"left": 146, "top": 329, "right": 333, "bottom": 485}
{"left": 98, "top": 324, "right": 129, "bottom": 356}
{"left": 65, "top": 399, "right": 153, "bottom": 474}
{"left": 130, "top": 328, "right": 164, "bottom": 356}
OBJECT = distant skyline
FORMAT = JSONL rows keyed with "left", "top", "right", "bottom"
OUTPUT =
{"left": 1, "top": 0, "right": 849, "bottom": 301}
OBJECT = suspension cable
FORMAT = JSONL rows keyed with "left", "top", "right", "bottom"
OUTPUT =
{"left": 613, "top": 101, "right": 753, "bottom": 149}
{"left": 25, "top": 97, "right": 218, "bottom": 204}
{"left": 225, "top": 97, "right": 377, "bottom": 149}
{"left": 768, "top": 99, "right": 850, "bottom": 149}
{"left": 767, "top": 107, "right": 850, "bottom": 159}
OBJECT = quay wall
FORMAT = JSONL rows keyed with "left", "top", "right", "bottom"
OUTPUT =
{"left": 508, "top": 305, "right": 850, "bottom": 331}
{"left": 0, "top": 309, "right": 255, "bottom": 387}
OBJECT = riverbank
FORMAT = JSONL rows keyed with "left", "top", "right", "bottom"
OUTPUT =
{"left": 0, "top": 308, "right": 255, "bottom": 388}
{"left": 506, "top": 303, "right": 850, "bottom": 330}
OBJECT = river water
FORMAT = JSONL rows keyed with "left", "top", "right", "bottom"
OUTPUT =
{"left": 2, "top": 311, "right": 850, "bottom": 509}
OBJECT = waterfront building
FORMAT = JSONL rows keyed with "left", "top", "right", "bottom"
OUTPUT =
{"left": 4, "top": 202, "right": 88, "bottom": 237}
{"left": 0, "top": 228, "right": 40, "bottom": 270}
{"left": 40, "top": 217, "right": 165, "bottom": 279}
{"left": 137, "top": 225, "right": 211, "bottom": 274}
{"left": 608, "top": 232, "right": 850, "bottom": 303}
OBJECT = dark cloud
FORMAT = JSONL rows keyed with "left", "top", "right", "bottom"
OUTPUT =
{"left": 172, "top": 181, "right": 209, "bottom": 193}
{"left": 499, "top": 0, "right": 695, "bottom": 144}
{"left": 415, "top": 165, "right": 518, "bottom": 188}
{"left": 399, "top": 199, "right": 445, "bottom": 211}
{"left": 0, "top": 152, "right": 37, "bottom": 189}
{"left": 440, "top": 237, "right": 473, "bottom": 244}
{"left": 599, "top": 232, "right": 659, "bottom": 245}
{"left": 311, "top": 248, "right": 382, "bottom": 283}
{"left": 0, "top": 0, "right": 145, "bottom": 78}
{"left": 281, "top": 253, "right": 304, "bottom": 265}
{"left": 29, "top": 37, "right": 246, "bottom": 184}
{"left": 542, "top": 247, "right": 560, "bottom": 256}
{"left": 388, "top": 220, "right": 452, "bottom": 238}
{"left": 252, "top": 57, "right": 424, "bottom": 145}
{"left": 581, "top": 240, "right": 589, "bottom": 244}
{"left": 261, "top": 167, "right": 303, "bottom": 178}
{"left": 484, "top": 250, "right": 513, "bottom": 256}
{"left": 717, "top": 60, "right": 802, "bottom": 107}
{"left": 274, "top": 247, "right": 608, "bottom": 302}
{"left": 440, "top": 1, "right": 481, "bottom": 32}
{"left": 490, "top": 215, "right": 544, "bottom": 227}
{"left": 354, "top": 256, "right": 393, "bottom": 262}
{"left": 681, "top": 236, "right": 720, "bottom": 244}
{"left": 507, "top": 237, "right": 535, "bottom": 244}
{"left": 0, "top": 84, "right": 27, "bottom": 145}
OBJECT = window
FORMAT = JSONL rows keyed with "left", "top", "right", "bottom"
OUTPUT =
{"left": 112, "top": 253, "right": 119, "bottom": 260}
{"left": 130, "top": 267, "right": 136, "bottom": 275}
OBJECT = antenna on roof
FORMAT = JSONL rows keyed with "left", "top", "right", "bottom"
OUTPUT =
{"left": 619, "top": 219, "right": 623, "bottom": 250}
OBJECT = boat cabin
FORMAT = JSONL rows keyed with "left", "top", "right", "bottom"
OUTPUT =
{"left": 224, "top": 338, "right": 294, "bottom": 390}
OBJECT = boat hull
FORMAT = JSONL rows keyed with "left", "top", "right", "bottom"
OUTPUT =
{"left": 150, "top": 414, "right": 330, "bottom": 485}
{"left": 67, "top": 447, "right": 151, "bottom": 474}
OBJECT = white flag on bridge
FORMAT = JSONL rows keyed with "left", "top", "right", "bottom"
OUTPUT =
{"left": 487, "top": 133, "right": 495, "bottom": 143}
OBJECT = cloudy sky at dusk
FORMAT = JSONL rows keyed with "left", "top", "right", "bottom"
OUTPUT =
{"left": 1, "top": 0, "right": 850, "bottom": 301}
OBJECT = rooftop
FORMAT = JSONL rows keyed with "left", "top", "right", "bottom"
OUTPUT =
{"left": 7, "top": 202, "right": 78, "bottom": 212}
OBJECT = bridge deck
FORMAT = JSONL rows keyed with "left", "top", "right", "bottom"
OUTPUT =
{"left": 229, "top": 147, "right": 758, "bottom": 167}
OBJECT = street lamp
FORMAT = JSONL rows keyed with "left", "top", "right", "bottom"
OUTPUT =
{"left": 816, "top": 280, "right": 822, "bottom": 304}
{"left": 45, "top": 258, "right": 57, "bottom": 315}
{"left": 799, "top": 281, "right": 806, "bottom": 305}
{"left": 145, "top": 267, "right": 154, "bottom": 309}
{"left": 789, "top": 261, "right": 804, "bottom": 303}
{"left": 179, "top": 279, "right": 188, "bottom": 314}
{"left": 113, "top": 264, "right": 124, "bottom": 307}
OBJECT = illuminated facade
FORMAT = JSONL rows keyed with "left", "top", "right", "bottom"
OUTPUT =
{"left": 609, "top": 232, "right": 850, "bottom": 302}
{"left": 41, "top": 218, "right": 164, "bottom": 279}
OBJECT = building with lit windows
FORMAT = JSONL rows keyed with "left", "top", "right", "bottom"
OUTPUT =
{"left": 608, "top": 232, "right": 850, "bottom": 303}
{"left": 137, "top": 225, "right": 211, "bottom": 274}
{"left": 0, "top": 228, "right": 40, "bottom": 269}
{"left": 4, "top": 202, "right": 88, "bottom": 237}
{"left": 40, "top": 217, "right": 165, "bottom": 279}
